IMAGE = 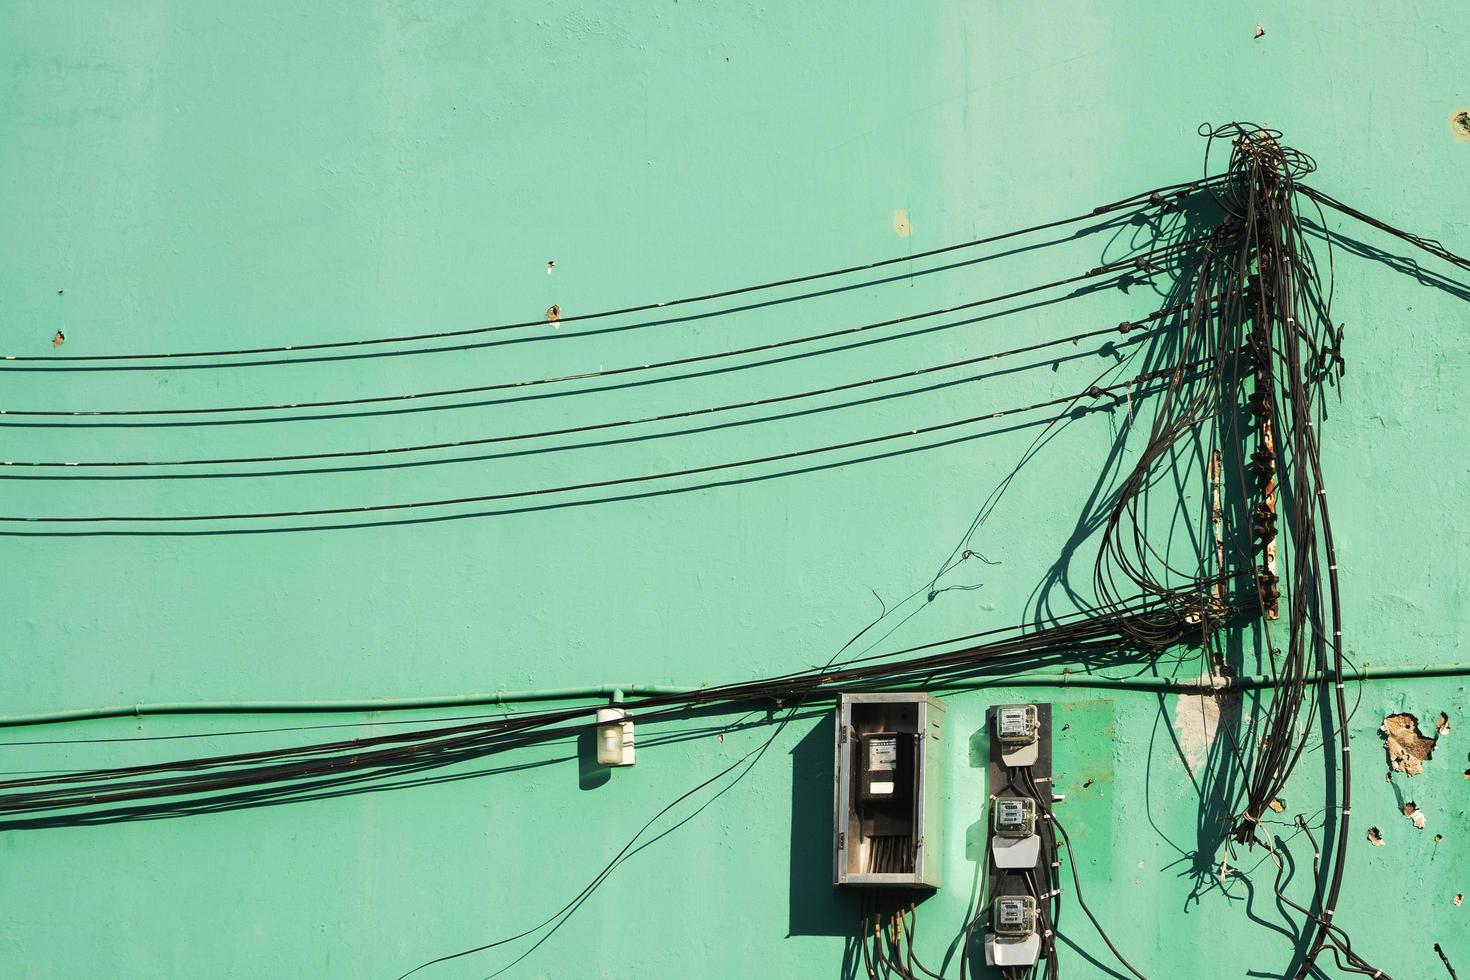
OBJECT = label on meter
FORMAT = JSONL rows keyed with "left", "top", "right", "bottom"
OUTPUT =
{"left": 867, "top": 737, "right": 898, "bottom": 770}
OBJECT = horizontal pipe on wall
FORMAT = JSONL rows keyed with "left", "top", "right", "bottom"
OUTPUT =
{"left": 0, "top": 684, "right": 700, "bottom": 730}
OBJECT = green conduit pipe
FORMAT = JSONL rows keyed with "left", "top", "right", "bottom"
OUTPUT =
{"left": 0, "top": 684, "right": 700, "bottom": 730}
{"left": 0, "top": 663, "right": 1466, "bottom": 731}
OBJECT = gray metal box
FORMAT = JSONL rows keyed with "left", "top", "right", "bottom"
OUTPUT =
{"left": 833, "top": 692, "right": 945, "bottom": 888}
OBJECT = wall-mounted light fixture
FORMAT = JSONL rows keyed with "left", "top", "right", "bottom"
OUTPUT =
{"left": 595, "top": 705, "right": 635, "bottom": 767}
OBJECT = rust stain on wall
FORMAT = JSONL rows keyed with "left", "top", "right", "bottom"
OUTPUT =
{"left": 891, "top": 208, "right": 912, "bottom": 239}
{"left": 1452, "top": 109, "right": 1470, "bottom": 143}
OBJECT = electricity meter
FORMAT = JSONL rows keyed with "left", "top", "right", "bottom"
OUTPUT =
{"left": 994, "top": 703, "right": 1040, "bottom": 767}
{"left": 984, "top": 894, "right": 1042, "bottom": 968}
{"left": 990, "top": 796, "right": 1042, "bottom": 869}
{"left": 859, "top": 733, "right": 899, "bottom": 800}
{"left": 992, "top": 895, "right": 1036, "bottom": 937}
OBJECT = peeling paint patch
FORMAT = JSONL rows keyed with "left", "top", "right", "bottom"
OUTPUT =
{"left": 892, "top": 208, "right": 912, "bottom": 238}
{"left": 1436, "top": 711, "right": 1451, "bottom": 735}
{"left": 1381, "top": 712, "right": 1436, "bottom": 775}
{"left": 1403, "top": 801, "right": 1427, "bottom": 830}
{"left": 1254, "top": 24, "right": 1266, "bottom": 39}
{"left": 51, "top": 330, "right": 64, "bottom": 348}
{"left": 1367, "top": 827, "right": 1384, "bottom": 846}
{"left": 1456, "top": 893, "right": 1464, "bottom": 908}
{"left": 1452, "top": 110, "right": 1470, "bottom": 143}
{"left": 545, "top": 304, "right": 561, "bottom": 327}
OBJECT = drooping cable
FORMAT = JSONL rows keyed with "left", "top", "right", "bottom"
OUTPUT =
{"left": 0, "top": 359, "right": 1215, "bottom": 526}
{"left": 0, "top": 303, "right": 1196, "bottom": 477}
{"left": 0, "top": 239, "right": 1206, "bottom": 425}
{"left": 1298, "top": 184, "right": 1470, "bottom": 273}
{"left": 1, "top": 176, "right": 1218, "bottom": 367}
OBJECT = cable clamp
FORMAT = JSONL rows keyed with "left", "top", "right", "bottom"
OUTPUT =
{"left": 1342, "top": 745, "right": 1351, "bottom": 753}
{"left": 1343, "top": 808, "right": 1351, "bottom": 816}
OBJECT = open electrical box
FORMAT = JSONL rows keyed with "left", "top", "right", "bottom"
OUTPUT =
{"left": 832, "top": 692, "right": 945, "bottom": 889}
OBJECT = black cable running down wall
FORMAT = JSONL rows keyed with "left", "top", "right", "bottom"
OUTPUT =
{"left": 0, "top": 175, "right": 1218, "bottom": 366}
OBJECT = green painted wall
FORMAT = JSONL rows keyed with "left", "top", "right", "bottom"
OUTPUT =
{"left": 1, "top": 3, "right": 1466, "bottom": 977}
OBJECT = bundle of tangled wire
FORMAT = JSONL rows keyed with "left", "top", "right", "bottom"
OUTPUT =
{"left": 1091, "top": 121, "right": 1384, "bottom": 979}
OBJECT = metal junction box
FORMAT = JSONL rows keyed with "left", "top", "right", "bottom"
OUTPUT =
{"left": 833, "top": 692, "right": 945, "bottom": 889}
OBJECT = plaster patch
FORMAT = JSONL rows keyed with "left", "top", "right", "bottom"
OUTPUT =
{"left": 892, "top": 208, "right": 913, "bottom": 238}
{"left": 1173, "top": 679, "right": 1238, "bottom": 777}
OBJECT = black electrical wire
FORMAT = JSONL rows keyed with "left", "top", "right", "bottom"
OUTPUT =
{"left": 1019, "top": 767, "right": 1144, "bottom": 980}
{"left": 1437, "top": 944, "right": 1460, "bottom": 980}
{"left": 1298, "top": 184, "right": 1470, "bottom": 273}
{"left": 0, "top": 302, "right": 1196, "bottom": 477}
{"left": 0, "top": 595, "right": 1201, "bottom": 813}
{"left": 0, "top": 238, "right": 1207, "bottom": 426}
{"left": 0, "top": 175, "right": 1219, "bottom": 367}
{"left": 1071, "top": 123, "right": 1392, "bottom": 980}
{"left": 0, "top": 358, "right": 1215, "bottom": 525}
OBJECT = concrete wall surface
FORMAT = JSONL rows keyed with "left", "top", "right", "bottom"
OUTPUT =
{"left": 0, "top": 3, "right": 1465, "bottom": 978}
